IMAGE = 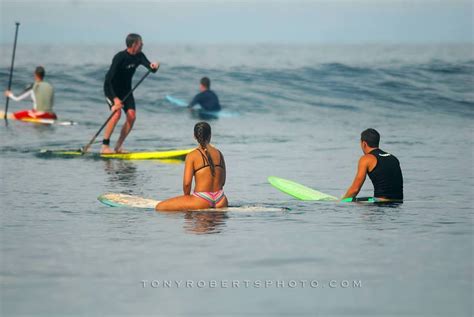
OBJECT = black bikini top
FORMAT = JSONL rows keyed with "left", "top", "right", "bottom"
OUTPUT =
{"left": 194, "top": 148, "right": 225, "bottom": 174}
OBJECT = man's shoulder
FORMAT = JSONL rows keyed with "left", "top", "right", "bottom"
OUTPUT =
{"left": 136, "top": 51, "right": 150, "bottom": 62}
{"left": 361, "top": 153, "right": 377, "bottom": 164}
{"left": 113, "top": 50, "right": 127, "bottom": 60}
{"left": 372, "top": 148, "right": 399, "bottom": 160}
{"left": 24, "top": 83, "right": 34, "bottom": 90}
{"left": 36, "top": 81, "right": 53, "bottom": 89}
{"left": 195, "top": 91, "right": 206, "bottom": 98}
{"left": 205, "top": 90, "right": 219, "bottom": 99}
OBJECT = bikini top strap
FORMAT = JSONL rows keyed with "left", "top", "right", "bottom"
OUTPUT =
{"left": 218, "top": 150, "right": 224, "bottom": 166}
{"left": 197, "top": 148, "right": 208, "bottom": 165}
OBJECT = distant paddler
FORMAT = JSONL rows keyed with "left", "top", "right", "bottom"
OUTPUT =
{"left": 102, "top": 33, "right": 159, "bottom": 154}
{"left": 4, "top": 66, "right": 56, "bottom": 120}
{"left": 342, "top": 128, "right": 404, "bottom": 202}
{"left": 187, "top": 77, "right": 221, "bottom": 112}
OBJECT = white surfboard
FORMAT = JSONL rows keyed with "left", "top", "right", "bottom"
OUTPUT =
{"left": 98, "top": 193, "right": 288, "bottom": 212}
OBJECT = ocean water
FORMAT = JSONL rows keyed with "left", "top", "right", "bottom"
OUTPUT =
{"left": 0, "top": 44, "right": 473, "bottom": 316}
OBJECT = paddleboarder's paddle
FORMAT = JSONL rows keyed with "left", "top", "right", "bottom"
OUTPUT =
{"left": 4, "top": 22, "right": 20, "bottom": 120}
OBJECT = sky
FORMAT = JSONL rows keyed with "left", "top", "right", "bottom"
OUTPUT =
{"left": 0, "top": 0, "right": 473, "bottom": 44}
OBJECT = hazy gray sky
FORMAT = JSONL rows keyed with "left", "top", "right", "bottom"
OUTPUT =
{"left": 1, "top": 0, "right": 472, "bottom": 44}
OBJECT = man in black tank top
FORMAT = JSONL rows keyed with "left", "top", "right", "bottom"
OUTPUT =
{"left": 342, "top": 129, "right": 403, "bottom": 201}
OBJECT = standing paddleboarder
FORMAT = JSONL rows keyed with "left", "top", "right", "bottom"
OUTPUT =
{"left": 102, "top": 33, "right": 159, "bottom": 154}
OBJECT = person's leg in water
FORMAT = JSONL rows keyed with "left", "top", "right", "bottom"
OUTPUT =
{"left": 114, "top": 109, "right": 136, "bottom": 153}
{"left": 101, "top": 109, "right": 121, "bottom": 154}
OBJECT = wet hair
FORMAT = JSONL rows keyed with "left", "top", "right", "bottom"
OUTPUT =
{"left": 361, "top": 128, "right": 380, "bottom": 148}
{"left": 194, "top": 122, "right": 215, "bottom": 176}
{"left": 35, "top": 66, "right": 45, "bottom": 79}
{"left": 126, "top": 33, "right": 142, "bottom": 48}
{"left": 200, "top": 77, "right": 210, "bottom": 89}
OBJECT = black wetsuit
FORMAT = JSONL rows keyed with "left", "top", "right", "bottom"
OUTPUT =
{"left": 188, "top": 90, "right": 221, "bottom": 111}
{"left": 104, "top": 50, "right": 155, "bottom": 112}
{"left": 368, "top": 149, "right": 404, "bottom": 200}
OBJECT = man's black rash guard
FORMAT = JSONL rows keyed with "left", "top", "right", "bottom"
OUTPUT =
{"left": 188, "top": 90, "right": 221, "bottom": 111}
{"left": 104, "top": 50, "right": 156, "bottom": 100}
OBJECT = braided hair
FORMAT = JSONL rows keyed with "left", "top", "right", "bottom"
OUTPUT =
{"left": 194, "top": 122, "right": 215, "bottom": 176}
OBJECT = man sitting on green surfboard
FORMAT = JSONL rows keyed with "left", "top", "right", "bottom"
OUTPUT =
{"left": 342, "top": 128, "right": 403, "bottom": 201}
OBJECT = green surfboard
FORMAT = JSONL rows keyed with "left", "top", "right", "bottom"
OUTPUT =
{"left": 268, "top": 176, "right": 390, "bottom": 203}
{"left": 268, "top": 176, "right": 338, "bottom": 201}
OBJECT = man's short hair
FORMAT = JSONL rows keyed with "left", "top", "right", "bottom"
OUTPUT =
{"left": 35, "top": 66, "right": 45, "bottom": 79}
{"left": 200, "top": 77, "right": 210, "bottom": 89}
{"left": 126, "top": 33, "right": 142, "bottom": 48}
{"left": 361, "top": 128, "right": 380, "bottom": 148}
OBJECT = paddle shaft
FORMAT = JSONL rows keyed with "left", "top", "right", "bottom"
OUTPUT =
{"left": 4, "top": 22, "right": 20, "bottom": 120}
{"left": 82, "top": 69, "right": 152, "bottom": 153}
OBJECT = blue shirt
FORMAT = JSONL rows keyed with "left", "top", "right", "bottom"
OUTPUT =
{"left": 189, "top": 90, "right": 221, "bottom": 111}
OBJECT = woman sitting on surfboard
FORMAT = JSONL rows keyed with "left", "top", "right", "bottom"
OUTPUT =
{"left": 156, "top": 122, "right": 228, "bottom": 211}
{"left": 4, "top": 66, "right": 56, "bottom": 120}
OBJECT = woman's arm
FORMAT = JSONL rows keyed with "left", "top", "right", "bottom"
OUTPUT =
{"left": 221, "top": 154, "right": 226, "bottom": 187}
{"left": 182, "top": 152, "right": 195, "bottom": 195}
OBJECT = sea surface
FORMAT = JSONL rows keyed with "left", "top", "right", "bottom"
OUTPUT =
{"left": 1, "top": 44, "right": 473, "bottom": 316}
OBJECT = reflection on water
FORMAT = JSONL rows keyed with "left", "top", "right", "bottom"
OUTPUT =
{"left": 190, "top": 110, "right": 219, "bottom": 121}
{"left": 359, "top": 204, "right": 403, "bottom": 226}
{"left": 102, "top": 160, "right": 138, "bottom": 191}
{"left": 183, "top": 211, "right": 228, "bottom": 234}
{"left": 31, "top": 124, "right": 57, "bottom": 134}
{"left": 2, "top": 119, "right": 57, "bottom": 134}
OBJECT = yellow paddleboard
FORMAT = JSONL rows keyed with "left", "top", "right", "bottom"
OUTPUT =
{"left": 38, "top": 148, "right": 194, "bottom": 160}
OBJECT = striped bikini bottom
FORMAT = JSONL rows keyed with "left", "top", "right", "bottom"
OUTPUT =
{"left": 193, "top": 190, "right": 225, "bottom": 208}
